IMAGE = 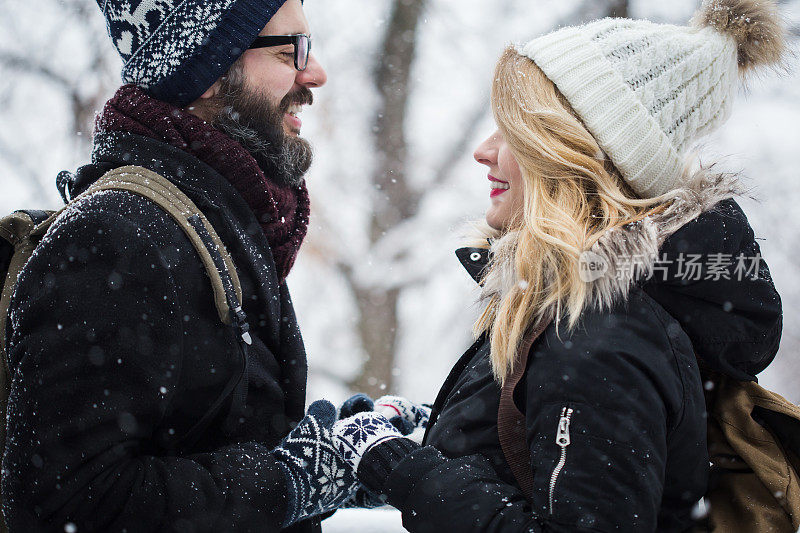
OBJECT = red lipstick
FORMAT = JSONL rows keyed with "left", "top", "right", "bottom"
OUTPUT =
{"left": 489, "top": 175, "right": 509, "bottom": 198}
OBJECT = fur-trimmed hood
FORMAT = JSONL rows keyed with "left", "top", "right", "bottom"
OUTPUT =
{"left": 457, "top": 171, "right": 783, "bottom": 380}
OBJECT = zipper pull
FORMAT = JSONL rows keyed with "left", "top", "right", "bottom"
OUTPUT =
{"left": 549, "top": 406, "right": 574, "bottom": 515}
{"left": 231, "top": 306, "right": 253, "bottom": 345}
{"left": 556, "top": 407, "right": 572, "bottom": 447}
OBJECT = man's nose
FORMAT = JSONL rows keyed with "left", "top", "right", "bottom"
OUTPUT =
{"left": 297, "top": 53, "right": 327, "bottom": 88}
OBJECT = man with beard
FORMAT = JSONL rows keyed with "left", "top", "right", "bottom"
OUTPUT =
{"left": 210, "top": 60, "right": 316, "bottom": 189}
{"left": 1, "top": 0, "right": 368, "bottom": 531}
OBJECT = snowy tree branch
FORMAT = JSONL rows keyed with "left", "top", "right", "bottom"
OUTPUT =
{"left": 430, "top": 98, "right": 489, "bottom": 188}
{"left": 0, "top": 50, "right": 73, "bottom": 90}
{"left": 0, "top": 136, "right": 53, "bottom": 201}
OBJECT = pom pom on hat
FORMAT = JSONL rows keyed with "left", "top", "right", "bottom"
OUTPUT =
{"left": 693, "top": 0, "right": 787, "bottom": 73}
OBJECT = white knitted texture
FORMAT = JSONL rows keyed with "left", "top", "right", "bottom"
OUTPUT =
{"left": 520, "top": 18, "right": 738, "bottom": 198}
{"left": 103, "top": 0, "right": 234, "bottom": 87}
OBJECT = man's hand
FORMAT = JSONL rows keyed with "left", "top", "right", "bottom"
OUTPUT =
{"left": 274, "top": 400, "right": 359, "bottom": 527}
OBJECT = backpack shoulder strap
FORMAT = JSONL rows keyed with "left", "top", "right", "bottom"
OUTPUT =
{"left": 1, "top": 166, "right": 251, "bottom": 492}
{"left": 81, "top": 165, "right": 246, "bottom": 334}
{"left": 497, "top": 317, "right": 553, "bottom": 501}
{"left": 3, "top": 165, "right": 248, "bottom": 359}
{"left": 85, "top": 166, "right": 252, "bottom": 448}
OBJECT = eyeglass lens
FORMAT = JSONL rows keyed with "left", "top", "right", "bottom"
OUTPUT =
{"left": 296, "top": 36, "right": 309, "bottom": 71}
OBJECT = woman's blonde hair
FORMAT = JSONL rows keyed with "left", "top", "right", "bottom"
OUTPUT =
{"left": 477, "top": 48, "right": 670, "bottom": 385}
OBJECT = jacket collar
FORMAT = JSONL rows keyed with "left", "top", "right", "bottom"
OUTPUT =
{"left": 455, "top": 246, "right": 490, "bottom": 284}
{"left": 65, "top": 129, "right": 274, "bottom": 263}
{"left": 63, "top": 132, "right": 236, "bottom": 216}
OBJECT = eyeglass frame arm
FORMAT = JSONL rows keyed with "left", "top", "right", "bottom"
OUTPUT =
{"left": 247, "top": 34, "right": 311, "bottom": 71}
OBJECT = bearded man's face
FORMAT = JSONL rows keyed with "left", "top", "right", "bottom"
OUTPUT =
{"left": 211, "top": 60, "right": 314, "bottom": 187}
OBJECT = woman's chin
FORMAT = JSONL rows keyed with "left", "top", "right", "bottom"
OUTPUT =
{"left": 485, "top": 213, "right": 504, "bottom": 231}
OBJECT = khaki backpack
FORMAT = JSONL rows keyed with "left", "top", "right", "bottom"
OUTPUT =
{"left": 498, "top": 322, "right": 800, "bottom": 532}
{"left": 0, "top": 166, "right": 251, "bottom": 532}
{"left": 700, "top": 374, "right": 800, "bottom": 532}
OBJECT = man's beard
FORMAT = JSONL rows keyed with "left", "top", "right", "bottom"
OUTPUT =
{"left": 211, "top": 66, "right": 314, "bottom": 187}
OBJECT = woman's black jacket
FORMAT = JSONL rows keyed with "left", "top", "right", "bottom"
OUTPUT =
{"left": 358, "top": 198, "right": 783, "bottom": 532}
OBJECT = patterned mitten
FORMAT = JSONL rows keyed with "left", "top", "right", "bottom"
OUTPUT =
{"left": 374, "top": 395, "right": 431, "bottom": 443}
{"left": 274, "top": 400, "right": 358, "bottom": 527}
{"left": 339, "top": 394, "right": 431, "bottom": 443}
{"left": 339, "top": 393, "right": 375, "bottom": 419}
{"left": 331, "top": 411, "right": 407, "bottom": 471}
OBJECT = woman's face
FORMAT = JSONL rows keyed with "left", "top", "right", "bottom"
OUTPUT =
{"left": 474, "top": 129, "right": 525, "bottom": 231}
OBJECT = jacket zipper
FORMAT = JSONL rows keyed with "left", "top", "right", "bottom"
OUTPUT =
{"left": 549, "top": 406, "right": 573, "bottom": 515}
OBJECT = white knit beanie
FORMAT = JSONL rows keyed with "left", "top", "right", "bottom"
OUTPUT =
{"left": 518, "top": 0, "right": 786, "bottom": 198}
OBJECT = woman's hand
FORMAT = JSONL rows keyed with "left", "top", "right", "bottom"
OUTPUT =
{"left": 335, "top": 396, "right": 425, "bottom": 508}
{"left": 339, "top": 393, "right": 431, "bottom": 444}
{"left": 331, "top": 410, "right": 407, "bottom": 471}
{"left": 332, "top": 411, "right": 420, "bottom": 509}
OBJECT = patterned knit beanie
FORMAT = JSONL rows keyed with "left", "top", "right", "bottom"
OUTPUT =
{"left": 97, "top": 0, "right": 290, "bottom": 107}
{"left": 518, "top": 0, "right": 786, "bottom": 198}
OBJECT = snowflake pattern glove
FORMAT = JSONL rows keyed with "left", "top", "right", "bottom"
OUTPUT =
{"left": 332, "top": 411, "right": 405, "bottom": 471}
{"left": 274, "top": 400, "right": 358, "bottom": 528}
{"left": 339, "top": 394, "right": 431, "bottom": 444}
{"left": 374, "top": 395, "right": 431, "bottom": 443}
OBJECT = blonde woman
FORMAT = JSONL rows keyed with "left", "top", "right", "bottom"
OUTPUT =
{"left": 329, "top": 0, "right": 787, "bottom": 530}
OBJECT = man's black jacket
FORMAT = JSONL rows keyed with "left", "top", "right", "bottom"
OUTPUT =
{"left": 2, "top": 132, "right": 318, "bottom": 532}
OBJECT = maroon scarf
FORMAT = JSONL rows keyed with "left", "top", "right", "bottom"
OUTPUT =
{"left": 95, "top": 84, "right": 310, "bottom": 282}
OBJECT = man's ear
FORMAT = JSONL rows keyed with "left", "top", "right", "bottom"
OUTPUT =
{"left": 185, "top": 79, "right": 222, "bottom": 121}
{"left": 199, "top": 79, "right": 222, "bottom": 100}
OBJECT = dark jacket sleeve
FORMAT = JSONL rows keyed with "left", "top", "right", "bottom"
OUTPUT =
{"left": 359, "top": 291, "right": 701, "bottom": 533}
{"left": 2, "top": 195, "right": 289, "bottom": 532}
{"left": 359, "top": 439, "right": 537, "bottom": 532}
{"left": 521, "top": 293, "right": 703, "bottom": 531}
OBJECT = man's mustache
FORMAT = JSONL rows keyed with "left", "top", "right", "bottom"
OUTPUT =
{"left": 280, "top": 87, "right": 313, "bottom": 112}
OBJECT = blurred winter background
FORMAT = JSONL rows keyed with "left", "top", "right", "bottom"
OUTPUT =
{"left": 1, "top": 0, "right": 799, "bottom": 530}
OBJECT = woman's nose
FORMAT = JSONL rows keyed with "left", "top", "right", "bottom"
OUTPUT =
{"left": 474, "top": 134, "right": 499, "bottom": 166}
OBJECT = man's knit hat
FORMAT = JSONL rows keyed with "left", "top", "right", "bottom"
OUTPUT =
{"left": 97, "top": 0, "right": 290, "bottom": 107}
{"left": 518, "top": 0, "right": 786, "bottom": 198}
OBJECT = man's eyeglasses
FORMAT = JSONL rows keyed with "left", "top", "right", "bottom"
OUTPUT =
{"left": 247, "top": 34, "right": 311, "bottom": 71}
